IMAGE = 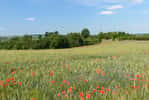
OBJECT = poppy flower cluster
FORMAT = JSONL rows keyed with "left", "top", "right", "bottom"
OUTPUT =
{"left": 0, "top": 77, "right": 22, "bottom": 88}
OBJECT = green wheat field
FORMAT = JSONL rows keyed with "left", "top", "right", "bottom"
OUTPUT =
{"left": 0, "top": 40, "right": 149, "bottom": 100}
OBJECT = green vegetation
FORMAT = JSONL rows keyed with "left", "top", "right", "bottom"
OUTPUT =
{"left": 0, "top": 28, "right": 137, "bottom": 50}
{"left": 0, "top": 28, "right": 149, "bottom": 50}
{"left": 0, "top": 41, "right": 149, "bottom": 100}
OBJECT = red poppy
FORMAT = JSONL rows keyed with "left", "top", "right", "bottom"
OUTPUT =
{"left": 112, "top": 56, "right": 116, "bottom": 58}
{"left": 32, "top": 98, "right": 35, "bottom": 100}
{"left": 106, "top": 88, "right": 110, "bottom": 91}
{"left": 12, "top": 81, "right": 15, "bottom": 83}
{"left": 62, "top": 91, "right": 65, "bottom": 94}
{"left": 57, "top": 93, "right": 60, "bottom": 96}
{"left": 102, "top": 72, "right": 105, "bottom": 76}
{"left": 60, "top": 84, "right": 63, "bottom": 87}
{"left": 86, "top": 94, "right": 91, "bottom": 99}
{"left": 67, "top": 82, "right": 70, "bottom": 85}
{"left": 79, "top": 92, "right": 83, "bottom": 97}
{"left": 32, "top": 72, "right": 35, "bottom": 76}
{"left": 81, "top": 97, "right": 84, "bottom": 100}
{"left": 93, "top": 89, "right": 97, "bottom": 92}
{"left": 63, "top": 80, "right": 66, "bottom": 83}
{"left": 101, "top": 87, "right": 104, "bottom": 90}
{"left": 68, "top": 88, "right": 72, "bottom": 93}
{"left": 100, "top": 90, "right": 105, "bottom": 94}
{"left": 12, "top": 77, "right": 15, "bottom": 80}
{"left": 19, "top": 82, "right": 22, "bottom": 85}
{"left": 96, "top": 69, "right": 100, "bottom": 74}
{"left": 116, "top": 86, "right": 119, "bottom": 88}
{"left": 50, "top": 70, "right": 54, "bottom": 76}
{"left": 84, "top": 80, "right": 88, "bottom": 82}
{"left": 96, "top": 86, "right": 99, "bottom": 89}
{"left": 78, "top": 76, "right": 82, "bottom": 80}
{"left": 65, "top": 94, "right": 68, "bottom": 98}
{"left": 6, "top": 79, "right": 10, "bottom": 83}
{"left": 51, "top": 80, "right": 55, "bottom": 84}
{"left": 136, "top": 75, "right": 140, "bottom": 78}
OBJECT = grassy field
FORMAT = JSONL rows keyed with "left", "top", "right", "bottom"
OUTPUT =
{"left": 0, "top": 40, "right": 149, "bottom": 100}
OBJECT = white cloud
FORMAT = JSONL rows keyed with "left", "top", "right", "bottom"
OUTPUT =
{"left": 106, "top": 5, "right": 124, "bottom": 10}
{"left": 25, "top": 17, "right": 36, "bottom": 21}
{"left": 100, "top": 11, "right": 115, "bottom": 15}
{"left": 132, "top": 0, "right": 144, "bottom": 3}
{"left": 70, "top": 0, "right": 144, "bottom": 6}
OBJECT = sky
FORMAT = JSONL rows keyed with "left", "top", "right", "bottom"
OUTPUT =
{"left": 0, "top": 0, "right": 149, "bottom": 36}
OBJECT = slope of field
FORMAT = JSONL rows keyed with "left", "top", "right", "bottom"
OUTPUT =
{"left": 0, "top": 40, "right": 149, "bottom": 100}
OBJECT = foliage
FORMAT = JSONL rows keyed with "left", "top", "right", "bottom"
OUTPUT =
{"left": 0, "top": 29, "right": 149, "bottom": 50}
{"left": 81, "top": 28, "right": 90, "bottom": 38}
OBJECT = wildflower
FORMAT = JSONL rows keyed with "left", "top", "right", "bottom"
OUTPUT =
{"left": 60, "top": 84, "right": 63, "bottom": 86}
{"left": 116, "top": 86, "right": 119, "bottom": 89}
{"left": 18, "top": 82, "right": 22, "bottom": 85}
{"left": 11, "top": 72, "right": 14, "bottom": 75}
{"left": 99, "top": 69, "right": 102, "bottom": 71}
{"left": 50, "top": 70, "right": 54, "bottom": 76}
{"left": 68, "top": 88, "right": 72, "bottom": 93}
{"left": 126, "top": 74, "right": 129, "bottom": 76}
{"left": 12, "top": 81, "right": 15, "bottom": 83}
{"left": 96, "top": 69, "right": 100, "bottom": 74}
{"left": 32, "top": 98, "right": 35, "bottom": 100}
{"left": 84, "top": 80, "right": 88, "bottom": 82}
{"left": 130, "top": 78, "right": 136, "bottom": 81}
{"left": 79, "top": 92, "right": 83, "bottom": 97}
{"left": 63, "top": 80, "right": 66, "bottom": 83}
{"left": 62, "top": 91, "right": 65, "bottom": 94}
{"left": 32, "top": 72, "right": 35, "bottom": 76}
{"left": 78, "top": 76, "right": 82, "bottom": 80}
{"left": 51, "top": 80, "right": 55, "bottom": 84}
{"left": 136, "top": 75, "right": 140, "bottom": 78}
{"left": 12, "top": 77, "right": 15, "bottom": 80}
{"left": 57, "top": 93, "right": 60, "bottom": 96}
{"left": 106, "top": 88, "right": 110, "bottom": 91}
{"left": 66, "top": 64, "right": 69, "bottom": 67}
{"left": 96, "top": 86, "right": 99, "bottom": 89}
{"left": 65, "top": 94, "right": 68, "bottom": 98}
{"left": 6, "top": 79, "right": 10, "bottom": 83}
{"left": 112, "top": 56, "right": 116, "bottom": 58}
{"left": 67, "top": 82, "right": 70, "bottom": 85}
{"left": 99, "top": 90, "right": 105, "bottom": 94}
{"left": 5, "top": 83, "right": 8, "bottom": 86}
{"left": 86, "top": 94, "right": 91, "bottom": 99}
{"left": 67, "top": 67, "right": 70, "bottom": 70}
{"left": 81, "top": 97, "right": 84, "bottom": 100}
{"left": 131, "top": 85, "right": 136, "bottom": 89}
{"left": 102, "top": 72, "right": 105, "bottom": 76}
{"left": 101, "top": 87, "right": 104, "bottom": 90}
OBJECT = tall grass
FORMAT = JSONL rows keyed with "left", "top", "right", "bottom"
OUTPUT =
{"left": 0, "top": 41, "right": 149, "bottom": 100}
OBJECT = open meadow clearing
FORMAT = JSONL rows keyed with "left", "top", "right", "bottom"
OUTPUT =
{"left": 0, "top": 41, "right": 149, "bottom": 100}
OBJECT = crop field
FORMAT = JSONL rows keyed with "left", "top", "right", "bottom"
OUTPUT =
{"left": 0, "top": 41, "right": 149, "bottom": 100}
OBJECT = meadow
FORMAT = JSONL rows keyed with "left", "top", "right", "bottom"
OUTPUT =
{"left": 0, "top": 40, "right": 149, "bottom": 100}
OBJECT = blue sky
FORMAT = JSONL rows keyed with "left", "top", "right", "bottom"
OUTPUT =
{"left": 0, "top": 0, "right": 149, "bottom": 36}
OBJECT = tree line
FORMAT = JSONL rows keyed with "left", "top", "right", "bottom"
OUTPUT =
{"left": 0, "top": 28, "right": 148, "bottom": 49}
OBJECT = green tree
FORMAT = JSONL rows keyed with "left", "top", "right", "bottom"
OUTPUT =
{"left": 50, "top": 35, "right": 69, "bottom": 49}
{"left": 67, "top": 33, "right": 84, "bottom": 47}
{"left": 81, "top": 28, "right": 90, "bottom": 38}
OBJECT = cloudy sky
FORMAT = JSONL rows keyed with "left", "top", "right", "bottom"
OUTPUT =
{"left": 0, "top": 0, "right": 149, "bottom": 36}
